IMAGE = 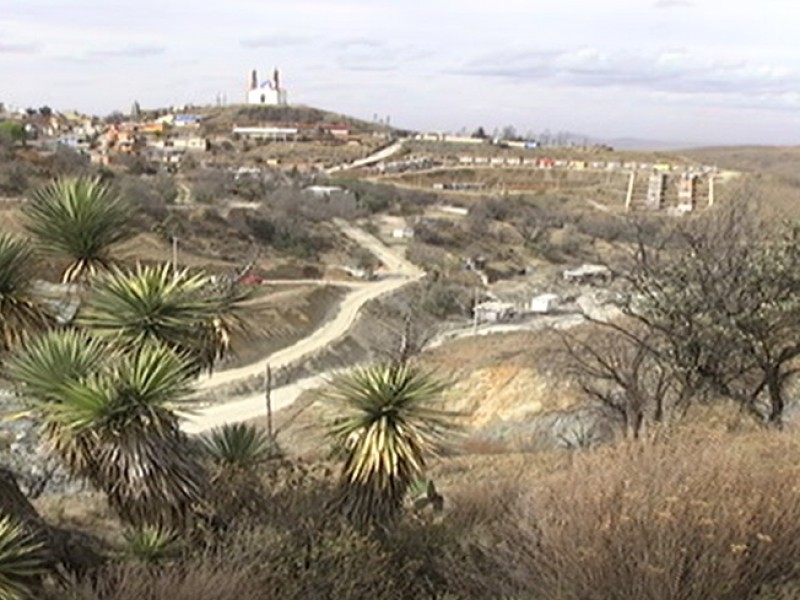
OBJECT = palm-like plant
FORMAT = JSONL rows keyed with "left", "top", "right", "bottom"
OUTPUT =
{"left": 78, "top": 264, "right": 251, "bottom": 373}
{"left": 6, "top": 330, "right": 107, "bottom": 474}
{"left": 199, "top": 423, "right": 274, "bottom": 519}
{"left": 23, "top": 177, "right": 132, "bottom": 282}
{"left": 324, "top": 362, "right": 454, "bottom": 530}
{"left": 8, "top": 334, "right": 207, "bottom": 528}
{"left": 0, "top": 515, "right": 47, "bottom": 600}
{"left": 200, "top": 423, "right": 273, "bottom": 472}
{"left": 0, "top": 234, "right": 51, "bottom": 353}
{"left": 122, "top": 525, "right": 180, "bottom": 564}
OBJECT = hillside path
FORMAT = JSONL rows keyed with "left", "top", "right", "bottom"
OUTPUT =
{"left": 183, "top": 221, "right": 423, "bottom": 431}
{"left": 326, "top": 140, "right": 405, "bottom": 174}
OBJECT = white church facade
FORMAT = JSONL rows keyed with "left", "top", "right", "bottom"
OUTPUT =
{"left": 247, "top": 69, "right": 288, "bottom": 106}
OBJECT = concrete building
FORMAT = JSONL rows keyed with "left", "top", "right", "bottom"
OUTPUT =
{"left": 529, "top": 293, "right": 560, "bottom": 314}
{"left": 247, "top": 68, "right": 288, "bottom": 106}
{"left": 646, "top": 172, "right": 666, "bottom": 209}
{"left": 563, "top": 264, "right": 612, "bottom": 285}
{"left": 474, "top": 300, "right": 515, "bottom": 323}
{"left": 232, "top": 126, "right": 298, "bottom": 140}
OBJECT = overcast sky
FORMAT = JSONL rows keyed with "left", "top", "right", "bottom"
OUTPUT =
{"left": 2, "top": 0, "right": 800, "bottom": 146}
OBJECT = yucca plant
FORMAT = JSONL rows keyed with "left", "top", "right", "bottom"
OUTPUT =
{"left": 6, "top": 329, "right": 107, "bottom": 475}
{"left": 0, "top": 234, "right": 51, "bottom": 353}
{"left": 9, "top": 333, "right": 207, "bottom": 528}
{"left": 23, "top": 176, "right": 133, "bottom": 282}
{"left": 0, "top": 515, "right": 48, "bottom": 600}
{"left": 199, "top": 423, "right": 274, "bottom": 520}
{"left": 78, "top": 264, "right": 251, "bottom": 373}
{"left": 324, "top": 362, "right": 455, "bottom": 531}
{"left": 122, "top": 525, "right": 180, "bottom": 564}
{"left": 200, "top": 423, "right": 273, "bottom": 471}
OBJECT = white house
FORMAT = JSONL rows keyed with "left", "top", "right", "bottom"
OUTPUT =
{"left": 391, "top": 227, "right": 414, "bottom": 239}
{"left": 529, "top": 293, "right": 560, "bottom": 314}
{"left": 232, "top": 126, "right": 298, "bottom": 140}
{"left": 563, "top": 264, "right": 612, "bottom": 285}
{"left": 474, "top": 300, "right": 515, "bottom": 323}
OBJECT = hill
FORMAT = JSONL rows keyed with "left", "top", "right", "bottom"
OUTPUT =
{"left": 684, "top": 146, "right": 800, "bottom": 218}
{"left": 190, "top": 104, "right": 395, "bottom": 136}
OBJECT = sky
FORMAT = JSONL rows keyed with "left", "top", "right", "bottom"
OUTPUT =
{"left": 2, "top": 0, "right": 800, "bottom": 146}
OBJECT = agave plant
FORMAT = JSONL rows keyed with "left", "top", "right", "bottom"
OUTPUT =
{"left": 0, "top": 515, "right": 47, "bottom": 600}
{"left": 8, "top": 333, "right": 207, "bottom": 528}
{"left": 324, "top": 362, "right": 455, "bottom": 530}
{"left": 199, "top": 423, "right": 274, "bottom": 519}
{"left": 78, "top": 264, "right": 251, "bottom": 373}
{"left": 6, "top": 329, "right": 107, "bottom": 475}
{"left": 200, "top": 423, "right": 273, "bottom": 472}
{"left": 122, "top": 525, "right": 180, "bottom": 564}
{"left": 23, "top": 176, "right": 133, "bottom": 282}
{"left": 0, "top": 234, "right": 51, "bottom": 353}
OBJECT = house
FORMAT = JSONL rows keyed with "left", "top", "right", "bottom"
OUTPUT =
{"left": 529, "top": 293, "right": 560, "bottom": 314}
{"left": 233, "top": 125, "right": 298, "bottom": 140}
{"left": 173, "top": 114, "right": 201, "bottom": 128}
{"left": 304, "top": 185, "right": 344, "bottom": 198}
{"left": 563, "top": 264, "right": 612, "bottom": 285}
{"left": 391, "top": 227, "right": 414, "bottom": 239}
{"left": 474, "top": 300, "right": 515, "bottom": 323}
{"left": 172, "top": 137, "right": 209, "bottom": 151}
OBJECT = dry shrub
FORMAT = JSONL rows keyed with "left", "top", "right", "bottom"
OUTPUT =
{"left": 53, "top": 522, "right": 396, "bottom": 600}
{"left": 495, "top": 431, "right": 800, "bottom": 600}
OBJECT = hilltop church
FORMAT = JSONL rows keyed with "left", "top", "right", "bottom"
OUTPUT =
{"left": 247, "top": 68, "right": 288, "bottom": 106}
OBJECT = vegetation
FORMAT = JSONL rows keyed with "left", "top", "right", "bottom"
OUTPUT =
{"left": 0, "top": 515, "right": 47, "bottom": 600}
{"left": 8, "top": 335, "right": 207, "bottom": 528}
{"left": 0, "top": 234, "right": 51, "bottom": 354}
{"left": 565, "top": 193, "right": 800, "bottom": 432}
{"left": 78, "top": 264, "right": 251, "bottom": 373}
{"left": 3, "top": 165, "right": 800, "bottom": 599}
{"left": 23, "top": 177, "right": 133, "bottom": 282}
{"left": 324, "top": 362, "right": 454, "bottom": 530}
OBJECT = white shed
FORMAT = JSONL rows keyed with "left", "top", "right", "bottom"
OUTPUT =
{"left": 530, "top": 293, "right": 560, "bottom": 314}
{"left": 474, "top": 301, "right": 515, "bottom": 323}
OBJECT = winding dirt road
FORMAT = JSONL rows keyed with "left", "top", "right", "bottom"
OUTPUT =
{"left": 181, "top": 221, "right": 423, "bottom": 433}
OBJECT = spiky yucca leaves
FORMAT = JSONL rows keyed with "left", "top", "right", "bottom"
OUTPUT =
{"left": 200, "top": 423, "right": 273, "bottom": 471}
{"left": 199, "top": 423, "right": 274, "bottom": 520}
{"left": 23, "top": 177, "right": 132, "bottom": 283}
{"left": 0, "top": 234, "right": 51, "bottom": 353}
{"left": 324, "top": 363, "right": 454, "bottom": 531}
{"left": 8, "top": 334, "right": 207, "bottom": 528}
{"left": 6, "top": 330, "right": 107, "bottom": 475}
{"left": 0, "top": 515, "right": 47, "bottom": 600}
{"left": 79, "top": 264, "right": 251, "bottom": 373}
{"left": 122, "top": 526, "right": 180, "bottom": 564}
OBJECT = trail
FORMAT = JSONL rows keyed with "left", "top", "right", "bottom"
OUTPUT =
{"left": 182, "top": 220, "right": 423, "bottom": 432}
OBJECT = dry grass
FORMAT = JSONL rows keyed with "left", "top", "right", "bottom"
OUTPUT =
{"left": 484, "top": 430, "right": 800, "bottom": 600}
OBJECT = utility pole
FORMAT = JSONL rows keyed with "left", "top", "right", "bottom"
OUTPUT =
{"left": 171, "top": 236, "right": 178, "bottom": 275}
{"left": 265, "top": 364, "right": 273, "bottom": 440}
{"left": 472, "top": 287, "right": 480, "bottom": 335}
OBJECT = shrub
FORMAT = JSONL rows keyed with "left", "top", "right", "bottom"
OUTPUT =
{"left": 491, "top": 432, "right": 800, "bottom": 600}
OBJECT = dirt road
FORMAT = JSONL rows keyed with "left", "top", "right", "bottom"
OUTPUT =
{"left": 183, "top": 222, "right": 423, "bottom": 431}
{"left": 326, "top": 140, "right": 405, "bottom": 174}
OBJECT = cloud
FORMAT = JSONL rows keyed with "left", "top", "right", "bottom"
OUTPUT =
{"left": 654, "top": 0, "right": 694, "bottom": 8}
{"left": 455, "top": 47, "right": 800, "bottom": 101}
{"left": 331, "top": 37, "right": 383, "bottom": 50}
{"left": 0, "top": 41, "right": 41, "bottom": 54}
{"left": 86, "top": 45, "right": 165, "bottom": 58}
{"left": 335, "top": 40, "right": 429, "bottom": 73}
{"left": 240, "top": 34, "right": 310, "bottom": 49}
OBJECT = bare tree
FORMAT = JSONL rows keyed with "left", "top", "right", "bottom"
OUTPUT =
{"left": 570, "top": 190, "right": 800, "bottom": 427}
